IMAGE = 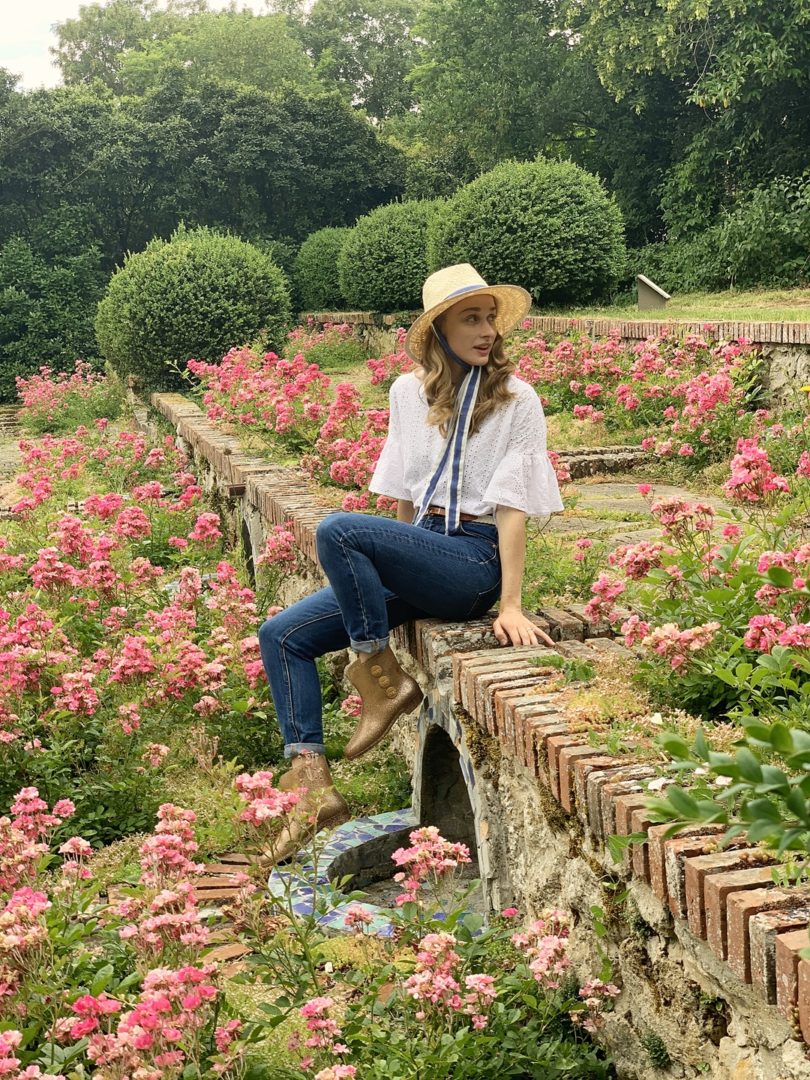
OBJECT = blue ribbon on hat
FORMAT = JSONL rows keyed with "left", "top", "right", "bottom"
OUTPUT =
{"left": 412, "top": 326, "right": 483, "bottom": 534}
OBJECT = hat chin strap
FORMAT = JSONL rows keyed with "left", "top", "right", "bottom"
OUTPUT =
{"left": 431, "top": 324, "right": 473, "bottom": 371}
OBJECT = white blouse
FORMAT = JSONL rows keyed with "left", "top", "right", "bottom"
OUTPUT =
{"left": 369, "top": 372, "right": 564, "bottom": 518}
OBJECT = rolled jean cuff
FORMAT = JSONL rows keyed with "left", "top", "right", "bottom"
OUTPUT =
{"left": 350, "top": 635, "right": 389, "bottom": 654}
{"left": 284, "top": 741, "right": 326, "bottom": 760}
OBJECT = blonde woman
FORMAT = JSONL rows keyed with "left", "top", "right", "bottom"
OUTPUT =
{"left": 258, "top": 264, "right": 564, "bottom": 860}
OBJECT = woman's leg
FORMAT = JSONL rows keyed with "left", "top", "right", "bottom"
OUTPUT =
{"left": 315, "top": 513, "right": 501, "bottom": 760}
{"left": 258, "top": 585, "right": 424, "bottom": 758}
{"left": 315, "top": 513, "right": 501, "bottom": 654}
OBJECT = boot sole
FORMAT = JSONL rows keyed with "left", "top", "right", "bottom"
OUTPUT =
{"left": 343, "top": 685, "right": 424, "bottom": 761}
{"left": 249, "top": 806, "right": 352, "bottom": 868}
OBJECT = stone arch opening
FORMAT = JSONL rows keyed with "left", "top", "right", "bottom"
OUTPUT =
{"left": 419, "top": 724, "right": 478, "bottom": 857}
{"left": 240, "top": 516, "right": 256, "bottom": 589}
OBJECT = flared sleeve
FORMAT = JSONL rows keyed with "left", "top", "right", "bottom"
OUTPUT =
{"left": 482, "top": 385, "right": 565, "bottom": 515}
{"left": 369, "top": 378, "right": 410, "bottom": 501}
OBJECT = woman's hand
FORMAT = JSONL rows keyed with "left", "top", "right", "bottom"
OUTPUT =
{"left": 493, "top": 607, "right": 555, "bottom": 648}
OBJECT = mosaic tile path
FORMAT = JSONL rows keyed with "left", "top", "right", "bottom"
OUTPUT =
{"left": 267, "top": 808, "right": 418, "bottom": 937}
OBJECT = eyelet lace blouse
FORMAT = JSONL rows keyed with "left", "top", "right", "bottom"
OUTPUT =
{"left": 369, "top": 372, "right": 564, "bottom": 518}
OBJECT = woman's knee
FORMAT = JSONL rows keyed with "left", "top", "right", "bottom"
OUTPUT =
{"left": 258, "top": 615, "right": 284, "bottom": 653}
{"left": 315, "top": 512, "right": 354, "bottom": 558}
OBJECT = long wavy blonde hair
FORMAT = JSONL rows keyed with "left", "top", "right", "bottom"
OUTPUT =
{"left": 418, "top": 324, "right": 515, "bottom": 436}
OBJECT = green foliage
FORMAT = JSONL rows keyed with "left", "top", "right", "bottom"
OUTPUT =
{"left": 0, "top": 236, "right": 105, "bottom": 403}
{"left": 118, "top": 10, "right": 319, "bottom": 97}
{"left": 428, "top": 159, "right": 627, "bottom": 305}
{"left": 339, "top": 200, "right": 439, "bottom": 311}
{"left": 95, "top": 225, "right": 292, "bottom": 392}
{"left": 295, "top": 227, "right": 351, "bottom": 311}
{"left": 411, "top": 0, "right": 568, "bottom": 169}
{"left": 649, "top": 720, "right": 810, "bottom": 856}
{"left": 302, "top": 0, "right": 420, "bottom": 121}
{"left": 51, "top": 0, "right": 200, "bottom": 92}
{"left": 640, "top": 1031, "right": 672, "bottom": 1070}
{"left": 633, "top": 174, "right": 810, "bottom": 292}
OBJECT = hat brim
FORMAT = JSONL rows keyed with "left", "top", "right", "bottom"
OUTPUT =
{"left": 404, "top": 284, "right": 532, "bottom": 363}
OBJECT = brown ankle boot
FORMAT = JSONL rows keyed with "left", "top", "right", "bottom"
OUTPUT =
{"left": 343, "top": 645, "right": 423, "bottom": 760}
{"left": 261, "top": 753, "right": 350, "bottom": 865}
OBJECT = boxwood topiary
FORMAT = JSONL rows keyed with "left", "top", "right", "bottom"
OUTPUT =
{"left": 95, "top": 225, "right": 291, "bottom": 392}
{"left": 427, "top": 159, "right": 627, "bottom": 306}
{"left": 338, "top": 200, "right": 440, "bottom": 312}
{"left": 294, "top": 227, "right": 351, "bottom": 312}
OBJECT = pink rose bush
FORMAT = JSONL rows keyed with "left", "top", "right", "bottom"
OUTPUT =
{"left": 0, "top": 786, "right": 251, "bottom": 1079}
{"left": 16, "top": 361, "right": 124, "bottom": 436}
{"left": 0, "top": 399, "right": 279, "bottom": 833}
{"left": 590, "top": 420, "right": 810, "bottom": 719}
{"left": 508, "top": 328, "right": 761, "bottom": 470}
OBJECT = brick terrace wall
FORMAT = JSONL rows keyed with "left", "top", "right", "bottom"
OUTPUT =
{"left": 149, "top": 391, "right": 810, "bottom": 1080}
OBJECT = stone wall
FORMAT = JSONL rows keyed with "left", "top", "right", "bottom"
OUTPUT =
{"left": 148, "top": 391, "right": 810, "bottom": 1080}
{"left": 310, "top": 311, "right": 810, "bottom": 404}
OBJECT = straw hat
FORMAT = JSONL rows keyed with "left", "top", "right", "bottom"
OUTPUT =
{"left": 404, "top": 263, "right": 531, "bottom": 363}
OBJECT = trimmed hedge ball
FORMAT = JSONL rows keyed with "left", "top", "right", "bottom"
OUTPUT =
{"left": 294, "top": 227, "right": 351, "bottom": 311}
{"left": 338, "top": 200, "right": 440, "bottom": 312}
{"left": 95, "top": 225, "right": 291, "bottom": 391}
{"left": 427, "top": 159, "right": 627, "bottom": 306}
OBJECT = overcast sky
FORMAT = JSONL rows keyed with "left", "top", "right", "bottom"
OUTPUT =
{"left": 1, "top": 0, "right": 260, "bottom": 90}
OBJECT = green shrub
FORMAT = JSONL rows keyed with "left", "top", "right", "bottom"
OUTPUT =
{"left": 294, "top": 227, "right": 351, "bottom": 311}
{"left": 338, "top": 200, "right": 439, "bottom": 311}
{"left": 629, "top": 229, "right": 726, "bottom": 295}
{"left": 631, "top": 174, "right": 810, "bottom": 294}
{"left": 427, "top": 159, "right": 627, "bottom": 306}
{"left": 95, "top": 225, "right": 291, "bottom": 392}
{"left": 0, "top": 237, "right": 105, "bottom": 404}
{"left": 717, "top": 174, "right": 810, "bottom": 288}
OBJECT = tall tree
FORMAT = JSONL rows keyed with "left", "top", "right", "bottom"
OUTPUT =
{"left": 301, "top": 0, "right": 420, "bottom": 121}
{"left": 411, "top": 0, "right": 569, "bottom": 168}
{"left": 51, "top": 0, "right": 207, "bottom": 92}
{"left": 118, "top": 11, "right": 319, "bottom": 96}
{"left": 568, "top": 0, "right": 810, "bottom": 233}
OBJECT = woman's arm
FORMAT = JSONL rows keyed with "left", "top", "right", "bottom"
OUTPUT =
{"left": 397, "top": 499, "right": 415, "bottom": 523}
{"left": 493, "top": 506, "right": 554, "bottom": 647}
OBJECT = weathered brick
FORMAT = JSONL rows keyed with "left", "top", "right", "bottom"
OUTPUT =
{"left": 704, "top": 866, "right": 778, "bottom": 960}
{"left": 546, "top": 733, "right": 585, "bottom": 803}
{"left": 520, "top": 714, "right": 569, "bottom": 782}
{"left": 599, "top": 771, "right": 655, "bottom": 840}
{"left": 776, "top": 928, "right": 810, "bottom": 1022}
{"left": 727, "top": 888, "right": 810, "bottom": 984}
{"left": 588, "top": 765, "right": 652, "bottom": 839}
{"left": 800, "top": 959, "right": 810, "bottom": 1043}
{"left": 536, "top": 606, "right": 586, "bottom": 640}
{"left": 572, "top": 756, "right": 624, "bottom": 826}
{"left": 657, "top": 827, "right": 729, "bottom": 914}
{"left": 564, "top": 602, "right": 611, "bottom": 638}
{"left": 494, "top": 688, "right": 555, "bottom": 756}
{"left": 558, "top": 746, "right": 609, "bottom": 812}
{"left": 750, "top": 907, "right": 810, "bottom": 1004}
{"left": 615, "top": 792, "right": 652, "bottom": 835}
{"left": 472, "top": 668, "right": 539, "bottom": 735}
{"left": 683, "top": 850, "right": 771, "bottom": 939}
{"left": 630, "top": 809, "right": 656, "bottom": 881}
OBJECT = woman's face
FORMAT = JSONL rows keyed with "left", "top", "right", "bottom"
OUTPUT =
{"left": 438, "top": 294, "right": 497, "bottom": 366}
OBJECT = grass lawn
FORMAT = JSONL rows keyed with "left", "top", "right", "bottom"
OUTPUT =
{"left": 540, "top": 286, "right": 810, "bottom": 323}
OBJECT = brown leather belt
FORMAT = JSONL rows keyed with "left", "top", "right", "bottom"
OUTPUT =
{"left": 425, "top": 504, "right": 491, "bottom": 523}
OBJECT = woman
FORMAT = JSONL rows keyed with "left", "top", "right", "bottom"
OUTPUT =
{"left": 258, "top": 264, "right": 564, "bottom": 861}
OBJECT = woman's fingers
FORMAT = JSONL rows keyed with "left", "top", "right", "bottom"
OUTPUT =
{"left": 267, "top": 605, "right": 284, "bottom": 617}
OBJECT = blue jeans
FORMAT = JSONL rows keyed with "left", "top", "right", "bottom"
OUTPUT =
{"left": 257, "top": 512, "right": 502, "bottom": 757}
